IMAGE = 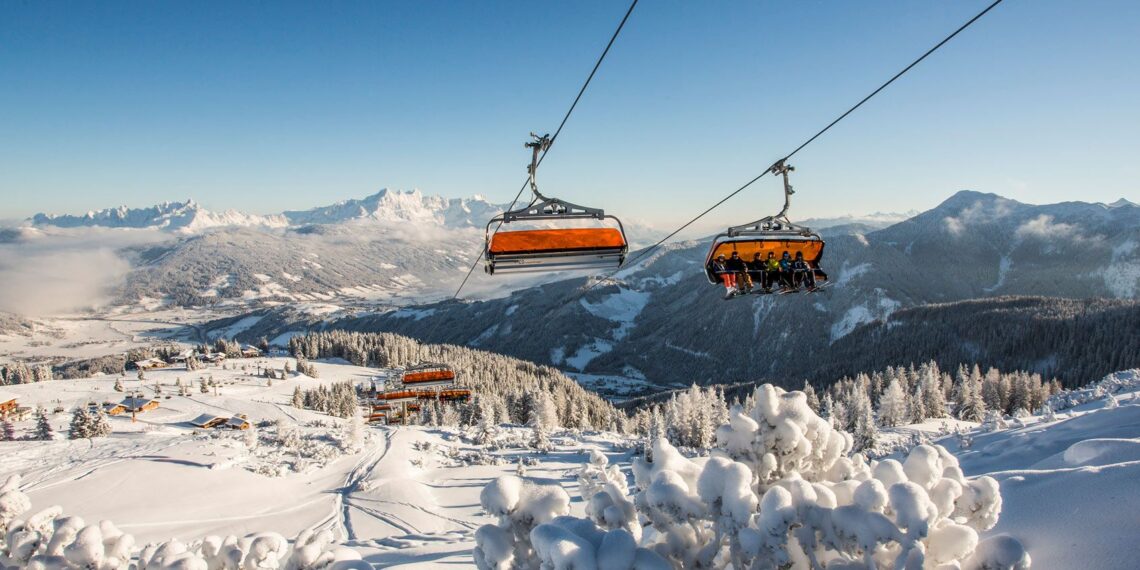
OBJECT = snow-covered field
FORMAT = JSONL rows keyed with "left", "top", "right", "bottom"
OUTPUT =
{"left": 2, "top": 361, "right": 1138, "bottom": 568}
{"left": 0, "top": 360, "right": 637, "bottom": 568}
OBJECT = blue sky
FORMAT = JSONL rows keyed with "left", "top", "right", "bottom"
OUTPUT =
{"left": 2, "top": 1, "right": 1137, "bottom": 229}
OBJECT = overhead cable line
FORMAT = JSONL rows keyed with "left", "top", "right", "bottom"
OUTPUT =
{"left": 613, "top": 0, "right": 1005, "bottom": 278}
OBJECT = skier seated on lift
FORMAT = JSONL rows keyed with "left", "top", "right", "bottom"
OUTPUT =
{"left": 711, "top": 254, "right": 738, "bottom": 296}
{"left": 726, "top": 251, "right": 751, "bottom": 293}
{"left": 791, "top": 251, "right": 816, "bottom": 290}
{"left": 763, "top": 252, "right": 781, "bottom": 292}
{"left": 778, "top": 251, "right": 794, "bottom": 290}
{"left": 747, "top": 253, "right": 767, "bottom": 292}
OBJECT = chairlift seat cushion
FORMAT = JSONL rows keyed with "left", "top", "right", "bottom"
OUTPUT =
{"left": 488, "top": 228, "right": 626, "bottom": 256}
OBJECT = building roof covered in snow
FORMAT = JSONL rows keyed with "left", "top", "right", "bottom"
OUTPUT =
{"left": 120, "top": 397, "right": 160, "bottom": 411}
{"left": 189, "top": 414, "right": 227, "bottom": 428}
{"left": 0, "top": 391, "right": 17, "bottom": 405}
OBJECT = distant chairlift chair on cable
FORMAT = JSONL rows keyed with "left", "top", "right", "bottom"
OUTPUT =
{"left": 484, "top": 134, "right": 629, "bottom": 275}
{"left": 400, "top": 363, "right": 458, "bottom": 388}
{"left": 704, "top": 161, "right": 828, "bottom": 295}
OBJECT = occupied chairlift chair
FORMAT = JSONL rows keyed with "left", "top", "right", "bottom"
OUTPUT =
{"left": 484, "top": 134, "right": 629, "bottom": 275}
{"left": 704, "top": 161, "right": 828, "bottom": 286}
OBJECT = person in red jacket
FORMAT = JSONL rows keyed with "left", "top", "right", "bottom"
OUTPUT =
{"left": 710, "top": 254, "right": 738, "bottom": 297}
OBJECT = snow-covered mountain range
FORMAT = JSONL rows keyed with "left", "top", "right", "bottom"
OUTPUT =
{"left": 28, "top": 189, "right": 507, "bottom": 233}
{"left": 208, "top": 191, "right": 1140, "bottom": 392}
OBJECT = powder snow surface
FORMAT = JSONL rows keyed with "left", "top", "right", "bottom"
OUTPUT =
{"left": 2, "top": 363, "right": 1138, "bottom": 568}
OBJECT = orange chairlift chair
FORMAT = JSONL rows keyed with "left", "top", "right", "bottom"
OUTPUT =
{"left": 400, "top": 363, "right": 458, "bottom": 388}
{"left": 484, "top": 134, "right": 628, "bottom": 275}
{"left": 704, "top": 161, "right": 828, "bottom": 286}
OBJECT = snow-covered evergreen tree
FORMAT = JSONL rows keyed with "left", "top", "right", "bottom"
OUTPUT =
{"left": 113, "top": 378, "right": 124, "bottom": 392}
{"left": 955, "top": 366, "right": 987, "bottom": 422}
{"left": 33, "top": 408, "right": 54, "bottom": 441}
{"left": 528, "top": 392, "right": 556, "bottom": 452}
{"left": 802, "top": 381, "right": 820, "bottom": 413}
{"left": 907, "top": 382, "right": 927, "bottom": 423}
{"left": 1, "top": 419, "right": 14, "bottom": 441}
{"left": 919, "top": 361, "right": 947, "bottom": 418}
{"left": 68, "top": 407, "right": 92, "bottom": 440}
{"left": 472, "top": 396, "right": 499, "bottom": 446}
{"left": 850, "top": 387, "right": 877, "bottom": 452}
{"left": 90, "top": 409, "right": 112, "bottom": 437}
{"left": 877, "top": 377, "right": 908, "bottom": 427}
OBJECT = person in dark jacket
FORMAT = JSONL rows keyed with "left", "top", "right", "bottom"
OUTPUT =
{"left": 791, "top": 251, "right": 816, "bottom": 290}
{"left": 726, "top": 251, "right": 751, "bottom": 293}
{"left": 747, "top": 252, "right": 767, "bottom": 292}
{"left": 710, "top": 254, "right": 737, "bottom": 296}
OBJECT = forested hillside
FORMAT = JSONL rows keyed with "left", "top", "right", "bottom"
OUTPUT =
{"left": 286, "top": 330, "right": 625, "bottom": 430}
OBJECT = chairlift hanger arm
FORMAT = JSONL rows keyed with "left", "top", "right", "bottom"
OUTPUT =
{"left": 769, "top": 160, "right": 795, "bottom": 221}
{"left": 527, "top": 133, "right": 553, "bottom": 201}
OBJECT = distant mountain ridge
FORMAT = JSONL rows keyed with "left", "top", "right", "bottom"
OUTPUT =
{"left": 29, "top": 189, "right": 509, "bottom": 233}
{"left": 202, "top": 190, "right": 1140, "bottom": 394}
{"left": 30, "top": 199, "right": 288, "bottom": 232}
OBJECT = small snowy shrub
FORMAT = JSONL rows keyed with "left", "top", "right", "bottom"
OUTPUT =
{"left": 477, "top": 384, "right": 1026, "bottom": 569}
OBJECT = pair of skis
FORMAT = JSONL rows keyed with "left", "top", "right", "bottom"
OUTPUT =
{"left": 722, "top": 281, "right": 830, "bottom": 300}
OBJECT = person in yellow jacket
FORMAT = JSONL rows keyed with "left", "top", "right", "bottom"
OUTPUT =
{"left": 762, "top": 251, "right": 782, "bottom": 292}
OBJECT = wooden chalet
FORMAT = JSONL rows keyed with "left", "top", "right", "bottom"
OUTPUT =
{"left": 226, "top": 416, "right": 251, "bottom": 430}
{"left": 119, "top": 397, "right": 160, "bottom": 413}
{"left": 0, "top": 392, "right": 17, "bottom": 417}
{"left": 132, "top": 358, "right": 168, "bottom": 371}
{"left": 189, "top": 413, "right": 228, "bottom": 429}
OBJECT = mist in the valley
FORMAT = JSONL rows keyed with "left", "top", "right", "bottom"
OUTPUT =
{"left": 0, "top": 227, "right": 170, "bottom": 316}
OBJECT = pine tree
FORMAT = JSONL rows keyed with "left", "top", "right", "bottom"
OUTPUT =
{"left": 955, "top": 368, "right": 986, "bottom": 422}
{"left": 200, "top": 378, "right": 209, "bottom": 394}
{"left": 472, "top": 395, "right": 499, "bottom": 446}
{"left": 919, "top": 362, "right": 947, "bottom": 418}
{"left": 820, "top": 393, "right": 835, "bottom": 423}
{"left": 90, "top": 409, "right": 112, "bottom": 437}
{"left": 68, "top": 407, "right": 92, "bottom": 440}
{"left": 528, "top": 392, "right": 556, "bottom": 452}
{"left": 907, "top": 383, "right": 927, "bottom": 424}
{"left": 292, "top": 386, "right": 304, "bottom": 409}
{"left": 113, "top": 378, "right": 125, "bottom": 392}
{"left": 34, "top": 408, "right": 54, "bottom": 441}
{"left": 851, "top": 389, "right": 877, "bottom": 452}
{"left": 877, "top": 378, "right": 908, "bottom": 427}
{"left": 802, "top": 381, "right": 820, "bottom": 413}
{"left": 2, "top": 419, "right": 16, "bottom": 441}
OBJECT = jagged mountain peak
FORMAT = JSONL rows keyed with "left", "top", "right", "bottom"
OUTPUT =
{"left": 282, "top": 188, "right": 505, "bottom": 228}
{"left": 29, "top": 189, "right": 508, "bottom": 233}
{"left": 30, "top": 199, "right": 288, "bottom": 232}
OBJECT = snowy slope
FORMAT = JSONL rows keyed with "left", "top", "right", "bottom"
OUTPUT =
{"left": 3, "top": 363, "right": 1139, "bottom": 568}
{"left": 944, "top": 395, "right": 1140, "bottom": 570}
